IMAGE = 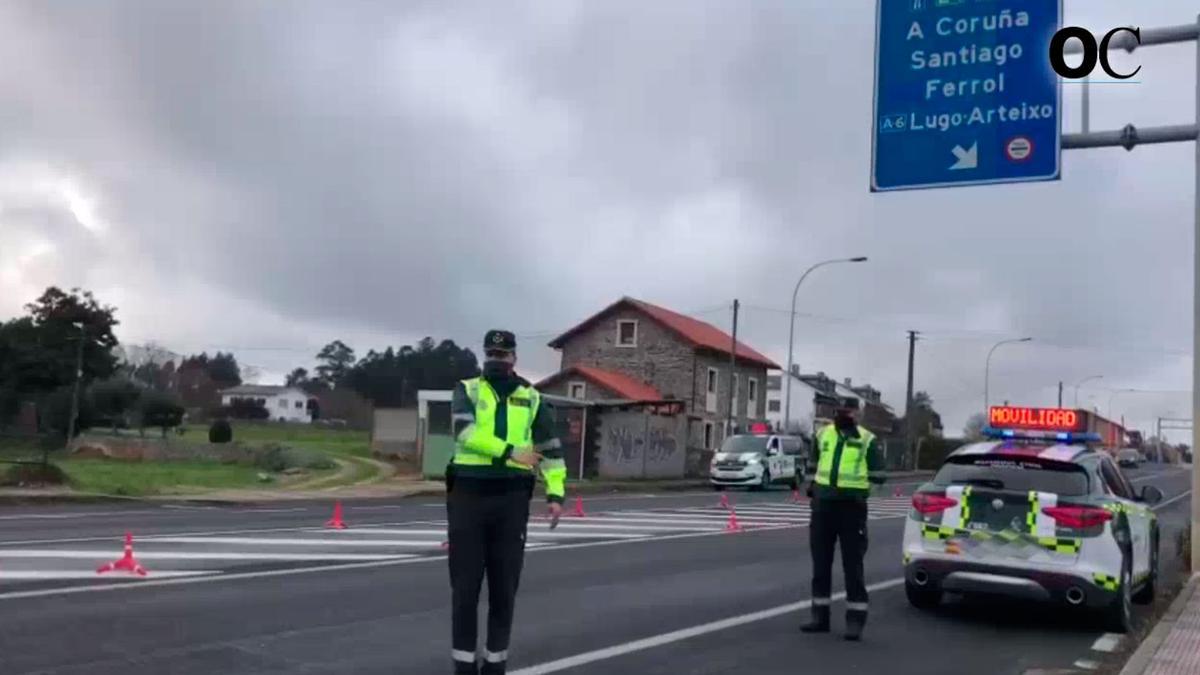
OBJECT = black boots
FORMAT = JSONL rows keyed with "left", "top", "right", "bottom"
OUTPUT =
{"left": 453, "top": 660, "right": 478, "bottom": 675}
{"left": 800, "top": 605, "right": 868, "bottom": 640}
{"left": 844, "top": 609, "right": 867, "bottom": 641}
{"left": 480, "top": 661, "right": 507, "bottom": 675}
{"left": 799, "top": 605, "right": 831, "bottom": 633}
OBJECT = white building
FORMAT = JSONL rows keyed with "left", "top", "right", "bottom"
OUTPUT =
{"left": 220, "top": 385, "right": 314, "bottom": 423}
{"left": 766, "top": 369, "right": 830, "bottom": 438}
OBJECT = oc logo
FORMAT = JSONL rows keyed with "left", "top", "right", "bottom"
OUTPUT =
{"left": 1049, "top": 26, "right": 1141, "bottom": 79}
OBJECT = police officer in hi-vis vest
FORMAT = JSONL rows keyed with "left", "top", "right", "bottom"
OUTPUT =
{"left": 447, "top": 329, "right": 566, "bottom": 675}
{"left": 800, "top": 397, "right": 886, "bottom": 641}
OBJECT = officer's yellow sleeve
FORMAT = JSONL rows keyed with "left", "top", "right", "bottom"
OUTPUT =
{"left": 456, "top": 418, "right": 510, "bottom": 458}
{"left": 540, "top": 458, "right": 566, "bottom": 503}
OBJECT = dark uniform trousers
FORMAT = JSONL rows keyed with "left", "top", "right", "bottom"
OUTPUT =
{"left": 809, "top": 497, "right": 869, "bottom": 623}
{"left": 448, "top": 474, "right": 533, "bottom": 674}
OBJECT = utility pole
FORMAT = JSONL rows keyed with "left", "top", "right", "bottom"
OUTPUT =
{"left": 61, "top": 322, "right": 86, "bottom": 466}
{"left": 727, "top": 299, "right": 739, "bottom": 438}
{"left": 1060, "top": 18, "right": 1199, "bottom": 572}
{"left": 1057, "top": 381, "right": 1063, "bottom": 408}
{"left": 904, "top": 330, "right": 917, "bottom": 470}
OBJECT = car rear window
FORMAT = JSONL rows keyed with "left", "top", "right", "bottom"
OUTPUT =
{"left": 933, "top": 456, "right": 1090, "bottom": 496}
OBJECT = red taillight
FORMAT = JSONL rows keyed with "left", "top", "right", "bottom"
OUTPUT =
{"left": 912, "top": 492, "right": 958, "bottom": 515}
{"left": 1041, "top": 506, "right": 1113, "bottom": 529}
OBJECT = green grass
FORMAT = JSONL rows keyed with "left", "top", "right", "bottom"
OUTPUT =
{"left": 57, "top": 458, "right": 275, "bottom": 497}
{"left": 183, "top": 422, "right": 371, "bottom": 458}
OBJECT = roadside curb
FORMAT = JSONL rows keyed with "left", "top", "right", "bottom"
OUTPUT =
{"left": 1118, "top": 573, "right": 1200, "bottom": 675}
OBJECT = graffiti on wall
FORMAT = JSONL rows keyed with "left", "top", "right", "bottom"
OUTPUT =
{"left": 605, "top": 425, "right": 642, "bottom": 465}
{"left": 599, "top": 412, "right": 684, "bottom": 478}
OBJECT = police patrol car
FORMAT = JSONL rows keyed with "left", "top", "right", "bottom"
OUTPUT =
{"left": 902, "top": 406, "right": 1164, "bottom": 633}
{"left": 709, "top": 431, "right": 806, "bottom": 491}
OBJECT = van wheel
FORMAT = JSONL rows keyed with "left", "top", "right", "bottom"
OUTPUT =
{"left": 753, "top": 470, "right": 770, "bottom": 492}
{"left": 905, "top": 581, "right": 941, "bottom": 610}
{"left": 1103, "top": 556, "right": 1134, "bottom": 633}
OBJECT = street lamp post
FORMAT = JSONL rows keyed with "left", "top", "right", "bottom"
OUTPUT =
{"left": 983, "top": 337, "right": 1032, "bottom": 411}
{"left": 783, "top": 256, "right": 868, "bottom": 433}
{"left": 1073, "top": 375, "right": 1104, "bottom": 408}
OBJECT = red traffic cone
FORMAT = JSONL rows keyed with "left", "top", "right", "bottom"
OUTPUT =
{"left": 440, "top": 541, "right": 450, "bottom": 550}
{"left": 724, "top": 510, "right": 743, "bottom": 533}
{"left": 96, "top": 532, "right": 148, "bottom": 577}
{"left": 790, "top": 488, "right": 804, "bottom": 503}
{"left": 719, "top": 492, "right": 731, "bottom": 509}
{"left": 570, "top": 495, "right": 586, "bottom": 518}
{"left": 325, "top": 501, "right": 347, "bottom": 529}
{"left": 893, "top": 486, "right": 904, "bottom": 498}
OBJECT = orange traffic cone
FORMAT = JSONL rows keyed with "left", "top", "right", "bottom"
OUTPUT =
{"left": 325, "top": 501, "right": 347, "bottom": 529}
{"left": 96, "top": 532, "right": 148, "bottom": 577}
{"left": 724, "top": 510, "right": 743, "bottom": 533}
{"left": 571, "top": 495, "right": 586, "bottom": 518}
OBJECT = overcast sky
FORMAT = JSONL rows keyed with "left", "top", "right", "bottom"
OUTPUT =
{"left": 0, "top": 0, "right": 1195, "bottom": 440}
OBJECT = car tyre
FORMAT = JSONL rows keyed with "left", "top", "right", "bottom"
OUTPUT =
{"left": 712, "top": 484, "right": 725, "bottom": 492}
{"left": 1133, "top": 529, "right": 1158, "bottom": 605}
{"left": 905, "top": 581, "right": 941, "bottom": 610}
{"left": 1103, "top": 555, "right": 1134, "bottom": 634}
{"left": 753, "top": 469, "right": 770, "bottom": 492}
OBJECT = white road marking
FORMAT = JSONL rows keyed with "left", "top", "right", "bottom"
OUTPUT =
{"left": 1152, "top": 490, "right": 1192, "bottom": 511}
{"left": 235, "top": 508, "right": 308, "bottom": 514}
{"left": 0, "top": 521, "right": 804, "bottom": 601}
{"left": 1091, "top": 633, "right": 1122, "bottom": 653}
{"left": 0, "top": 550, "right": 414, "bottom": 561}
{"left": 508, "top": 578, "right": 907, "bottom": 675}
{"left": 300, "top": 530, "right": 646, "bottom": 541}
{"left": 0, "top": 510, "right": 165, "bottom": 521}
{"left": 149, "top": 536, "right": 457, "bottom": 547}
{"left": 0, "top": 570, "right": 219, "bottom": 580}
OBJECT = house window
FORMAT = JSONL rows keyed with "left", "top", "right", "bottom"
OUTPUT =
{"left": 703, "top": 421, "right": 716, "bottom": 450}
{"left": 616, "top": 320, "right": 638, "bottom": 347}
{"left": 748, "top": 378, "right": 759, "bottom": 413}
{"left": 568, "top": 382, "right": 587, "bottom": 400}
{"left": 705, "top": 368, "right": 718, "bottom": 413}
{"left": 768, "top": 399, "right": 781, "bottom": 413}
{"left": 295, "top": 401, "right": 303, "bottom": 409}
{"left": 278, "top": 399, "right": 288, "bottom": 409}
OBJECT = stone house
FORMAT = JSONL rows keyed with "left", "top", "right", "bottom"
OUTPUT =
{"left": 536, "top": 297, "right": 779, "bottom": 454}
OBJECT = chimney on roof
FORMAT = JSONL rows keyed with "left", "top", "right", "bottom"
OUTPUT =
{"left": 844, "top": 378, "right": 852, "bottom": 387}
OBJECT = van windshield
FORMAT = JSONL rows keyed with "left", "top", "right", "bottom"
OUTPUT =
{"left": 720, "top": 436, "right": 769, "bottom": 454}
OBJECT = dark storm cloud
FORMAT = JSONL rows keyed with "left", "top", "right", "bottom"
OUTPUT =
{"left": 1, "top": 0, "right": 1194, "bottom": 432}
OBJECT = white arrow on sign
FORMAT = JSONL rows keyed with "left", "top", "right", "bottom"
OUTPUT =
{"left": 949, "top": 142, "right": 978, "bottom": 170}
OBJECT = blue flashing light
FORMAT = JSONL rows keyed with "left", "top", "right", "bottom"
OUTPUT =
{"left": 981, "top": 426, "right": 1103, "bottom": 444}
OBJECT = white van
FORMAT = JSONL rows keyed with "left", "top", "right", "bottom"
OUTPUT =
{"left": 709, "top": 433, "right": 807, "bottom": 491}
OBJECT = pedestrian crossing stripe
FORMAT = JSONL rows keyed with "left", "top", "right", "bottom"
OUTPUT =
{"left": 0, "top": 497, "right": 913, "bottom": 591}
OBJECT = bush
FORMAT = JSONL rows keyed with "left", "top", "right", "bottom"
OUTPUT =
{"left": 138, "top": 391, "right": 185, "bottom": 438}
{"left": 1178, "top": 527, "right": 1193, "bottom": 572}
{"left": 225, "top": 398, "right": 270, "bottom": 420}
{"left": 1, "top": 462, "right": 68, "bottom": 487}
{"left": 209, "top": 419, "right": 233, "bottom": 444}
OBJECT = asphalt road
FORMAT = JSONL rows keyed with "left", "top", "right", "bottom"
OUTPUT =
{"left": 0, "top": 468, "right": 1190, "bottom": 675}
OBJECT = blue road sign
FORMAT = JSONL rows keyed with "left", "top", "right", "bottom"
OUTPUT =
{"left": 871, "top": 0, "right": 1062, "bottom": 192}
